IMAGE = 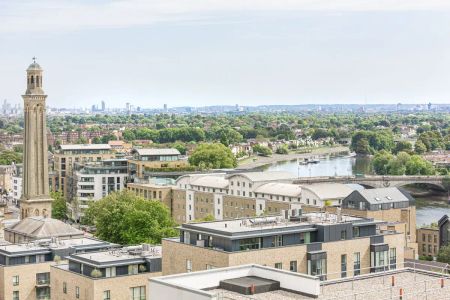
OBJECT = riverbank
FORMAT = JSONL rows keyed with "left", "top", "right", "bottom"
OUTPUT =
{"left": 237, "top": 146, "right": 350, "bottom": 170}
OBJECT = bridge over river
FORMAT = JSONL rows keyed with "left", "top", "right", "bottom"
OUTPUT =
{"left": 293, "top": 175, "right": 445, "bottom": 189}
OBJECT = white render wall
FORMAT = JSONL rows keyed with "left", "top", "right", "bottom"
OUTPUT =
{"left": 148, "top": 264, "right": 320, "bottom": 300}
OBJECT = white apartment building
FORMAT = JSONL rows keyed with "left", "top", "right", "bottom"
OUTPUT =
{"left": 73, "top": 159, "right": 128, "bottom": 220}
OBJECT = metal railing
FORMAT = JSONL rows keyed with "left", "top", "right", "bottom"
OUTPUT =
{"left": 319, "top": 261, "right": 450, "bottom": 300}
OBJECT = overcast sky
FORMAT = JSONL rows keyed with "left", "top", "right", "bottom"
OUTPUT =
{"left": 1, "top": 0, "right": 450, "bottom": 108}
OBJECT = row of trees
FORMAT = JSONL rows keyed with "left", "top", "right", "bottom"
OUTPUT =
{"left": 372, "top": 151, "right": 436, "bottom": 175}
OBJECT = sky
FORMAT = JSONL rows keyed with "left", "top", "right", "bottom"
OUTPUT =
{"left": 1, "top": 0, "right": 450, "bottom": 109}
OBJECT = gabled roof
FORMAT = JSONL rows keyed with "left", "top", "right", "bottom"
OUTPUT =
{"left": 132, "top": 148, "right": 180, "bottom": 156}
{"left": 6, "top": 217, "right": 84, "bottom": 239}
{"left": 300, "top": 183, "right": 353, "bottom": 200}
{"left": 227, "top": 171, "right": 295, "bottom": 182}
{"left": 352, "top": 187, "right": 414, "bottom": 205}
{"left": 255, "top": 183, "right": 302, "bottom": 197}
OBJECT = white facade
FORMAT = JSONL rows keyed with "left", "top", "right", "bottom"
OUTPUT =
{"left": 11, "top": 175, "right": 22, "bottom": 205}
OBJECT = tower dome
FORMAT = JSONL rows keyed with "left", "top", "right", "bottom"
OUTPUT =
{"left": 27, "top": 62, "right": 42, "bottom": 71}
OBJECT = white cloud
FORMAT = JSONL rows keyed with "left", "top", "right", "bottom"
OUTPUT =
{"left": 1, "top": 0, "right": 450, "bottom": 33}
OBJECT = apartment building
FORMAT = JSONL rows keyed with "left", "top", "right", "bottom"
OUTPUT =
{"left": 417, "top": 227, "right": 439, "bottom": 258}
{"left": 0, "top": 165, "right": 14, "bottom": 194}
{"left": 299, "top": 183, "right": 354, "bottom": 206}
{"left": 51, "top": 244, "right": 162, "bottom": 300}
{"left": 53, "top": 144, "right": 114, "bottom": 199}
{"left": 0, "top": 237, "right": 114, "bottom": 300}
{"left": 162, "top": 211, "right": 404, "bottom": 280}
{"left": 127, "top": 182, "right": 173, "bottom": 214}
{"left": 73, "top": 159, "right": 128, "bottom": 220}
{"left": 11, "top": 164, "right": 22, "bottom": 205}
{"left": 339, "top": 187, "right": 417, "bottom": 258}
{"left": 128, "top": 148, "right": 188, "bottom": 180}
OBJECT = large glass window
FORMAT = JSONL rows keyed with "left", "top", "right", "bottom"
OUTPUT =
{"left": 271, "top": 235, "right": 283, "bottom": 247}
{"left": 131, "top": 286, "right": 146, "bottom": 300}
{"left": 308, "top": 257, "right": 327, "bottom": 280}
{"left": 353, "top": 227, "right": 360, "bottom": 237}
{"left": 389, "top": 248, "right": 397, "bottom": 270}
{"left": 354, "top": 252, "right": 361, "bottom": 276}
{"left": 12, "top": 275, "right": 19, "bottom": 286}
{"left": 239, "top": 238, "right": 261, "bottom": 251}
{"left": 36, "top": 272, "right": 50, "bottom": 285}
{"left": 341, "top": 254, "right": 347, "bottom": 278}
{"left": 103, "top": 290, "right": 111, "bottom": 300}
{"left": 275, "top": 262, "right": 282, "bottom": 269}
{"left": 371, "top": 249, "right": 389, "bottom": 272}
{"left": 13, "top": 291, "right": 19, "bottom": 300}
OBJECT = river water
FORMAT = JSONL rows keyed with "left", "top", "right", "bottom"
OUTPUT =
{"left": 260, "top": 155, "right": 449, "bottom": 226}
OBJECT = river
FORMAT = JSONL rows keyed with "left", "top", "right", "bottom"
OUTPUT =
{"left": 260, "top": 155, "right": 449, "bottom": 226}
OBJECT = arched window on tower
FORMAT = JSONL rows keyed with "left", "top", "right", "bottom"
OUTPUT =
{"left": 31, "top": 76, "right": 34, "bottom": 84}
{"left": 36, "top": 76, "right": 39, "bottom": 87}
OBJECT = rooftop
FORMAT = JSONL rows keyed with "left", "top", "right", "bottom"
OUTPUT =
{"left": 355, "top": 187, "right": 414, "bottom": 205}
{"left": 190, "top": 175, "right": 228, "bottom": 189}
{"left": 300, "top": 183, "right": 354, "bottom": 199}
{"left": 69, "top": 245, "right": 161, "bottom": 267}
{"left": 5, "top": 216, "right": 84, "bottom": 239}
{"left": 255, "top": 182, "right": 302, "bottom": 197}
{"left": 181, "top": 212, "right": 374, "bottom": 235}
{"left": 227, "top": 171, "right": 295, "bottom": 182}
{"left": 59, "top": 144, "right": 111, "bottom": 151}
{"left": 149, "top": 264, "right": 450, "bottom": 300}
{"left": 132, "top": 148, "right": 180, "bottom": 156}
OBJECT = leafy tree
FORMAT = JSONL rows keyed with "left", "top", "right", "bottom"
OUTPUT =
{"left": 414, "top": 140, "right": 427, "bottom": 154}
{"left": 437, "top": 245, "right": 450, "bottom": 264}
{"left": 173, "top": 143, "right": 187, "bottom": 155}
{"left": 194, "top": 214, "right": 215, "bottom": 222}
{"left": 83, "top": 191, "right": 177, "bottom": 245}
{"left": 51, "top": 191, "right": 67, "bottom": 220}
{"left": 252, "top": 144, "right": 272, "bottom": 156}
{"left": 188, "top": 143, "right": 237, "bottom": 169}
{"left": 0, "top": 150, "right": 22, "bottom": 165}
{"left": 101, "top": 133, "right": 116, "bottom": 143}
{"left": 355, "top": 138, "right": 370, "bottom": 155}
{"left": 393, "top": 141, "right": 413, "bottom": 154}
{"left": 275, "top": 145, "right": 289, "bottom": 154}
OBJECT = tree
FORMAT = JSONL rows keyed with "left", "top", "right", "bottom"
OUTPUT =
{"left": 355, "top": 138, "right": 370, "bottom": 155}
{"left": 0, "top": 150, "right": 22, "bottom": 165}
{"left": 194, "top": 214, "right": 215, "bottom": 222}
{"left": 173, "top": 143, "right": 187, "bottom": 155}
{"left": 393, "top": 141, "right": 413, "bottom": 154}
{"left": 414, "top": 140, "right": 427, "bottom": 154}
{"left": 51, "top": 191, "right": 67, "bottom": 220}
{"left": 83, "top": 191, "right": 177, "bottom": 245}
{"left": 252, "top": 144, "right": 272, "bottom": 156}
{"left": 437, "top": 245, "right": 450, "bottom": 264}
{"left": 275, "top": 145, "right": 289, "bottom": 154}
{"left": 188, "top": 143, "right": 237, "bottom": 169}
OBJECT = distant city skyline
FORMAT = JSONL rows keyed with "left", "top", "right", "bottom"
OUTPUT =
{"left": 1, "top": 1, "right": 450, "bottom": 108}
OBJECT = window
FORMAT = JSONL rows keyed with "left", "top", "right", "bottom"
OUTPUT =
{"left": 422, "top": 244, "right": 426, "bottom": 252}
{"left": 434, "top": 235, "right": 438, "bottom": 244}
{"left": 63, "top": 282, "right": 67, "bottom": 294}
{"left": 103, "top": 290, "right": 111, "bottom": 300}
{"left": 76, "top": 286, "right": 80, "bottom": 299}
{"left": 422, "top": 233, "right": 425, "bottom": 242}
{"left": 341, "top": 230, "right": 347, "bottom": 240}
{"left": 12, "top": 275, "right": 19, "bottom": 286}
{"left": 389, "top": 248, "right": 397, "bottom": 269}
{"left": 13, "top": 291, "right": 19, "bottom": 300}
{"left": 428, "top": 234, "right": 432, "bottom": 242}
{"left": 36, "top": 272, "right": 50, "bottom": 285}
{"left": 341, "top": 254, "right": 347, "bottom": 278}
{"left": 131, "top": 286, "right": 146, "bottom": 300}
{"left": 428, "top": 245, "right": 432, "bottom": 253}
{"left": 186, "top": 260, "right": 192, "bottom": 272}
{"left": 354, "top": 252, "right": 361, "bottom": 276}
{"left": 105, "top": 267, "right": 116, "bottom": 278}
{"left": 271, "top": 235, "right": 283, "bottom": 247}
{"left": 290, "top": 261, "right": 297, "bottom": 272}
{"left": 239, "top": 238, "right": 261, "bottom": 250}
{"left": 275, "top": 263, "right": 283, "bottom": 269}
{"left": 353, "top": 227, "right": 360, "bottom": 237}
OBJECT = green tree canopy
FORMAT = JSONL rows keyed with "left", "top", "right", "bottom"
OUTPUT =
{"left": 51, "top": 191, "right": 67, "bottom": 220}
{"left": 437, "top": 245, "right": 450, "bottom": 264}
{"left": 0, "top": 150, "right": 22, "bottom": 165}
{"left": 252, "top": 144, "right": 273, "bottom": 156}
{"left": 188, "top": 143, "right": 237, "bottom": 169}
{"left": 83, "top": 191, "right": 177, "bottom": 245}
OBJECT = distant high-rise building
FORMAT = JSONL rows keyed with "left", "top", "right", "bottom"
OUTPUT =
{"left": 101, "top": 100, "right": 106, "bottom": 111}
{"left": 164, "top": 103, "right": 168, "bottom": 112}
{"left": 428, "top": 102, "right": 432, "bottom": 110}
{"left": 126, "top": 102, "right": 130, "bottom": 112}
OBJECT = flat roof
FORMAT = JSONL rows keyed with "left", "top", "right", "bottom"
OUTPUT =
{"left": 69, "top": 245, "right": 161, "bottom": 267}
{"left": 181, "top": 212, "right": 370, "bottom": 235}
{"left": 60, "top": 144, "right": 111, "bottom": 151}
